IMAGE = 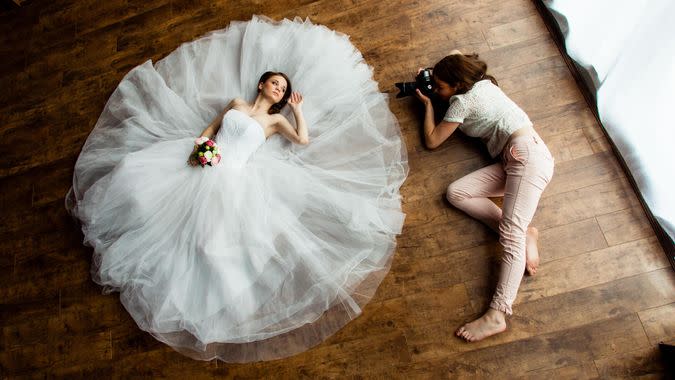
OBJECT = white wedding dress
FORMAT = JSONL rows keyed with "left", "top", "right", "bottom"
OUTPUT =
{"left": 67, "top": 16, "right": 408, "bottom": 362}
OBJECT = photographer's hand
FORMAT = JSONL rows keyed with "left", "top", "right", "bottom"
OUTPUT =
{"left": 415, "top": 89, "right": 432, "bottom": 106}
{"left": 417, "top": 67, "right": 433, "bottom": 76}
{"left": 415, "top": 88, "right": 456, "bottom": 150}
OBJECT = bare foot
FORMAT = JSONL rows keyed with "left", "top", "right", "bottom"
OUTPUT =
{"left": 525, "top": 226, "right": 540, "bottom": 276}
{"left": 455, "top": 308, "right": 507, "bottom": 342}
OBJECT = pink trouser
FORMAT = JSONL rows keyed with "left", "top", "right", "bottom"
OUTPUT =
{"left": 446, "top": 134, "right": 554, "bottom": 315}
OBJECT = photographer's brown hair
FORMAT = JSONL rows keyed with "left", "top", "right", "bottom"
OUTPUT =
{"left": 433, "top": 54, "right": 498, "bottom": 94}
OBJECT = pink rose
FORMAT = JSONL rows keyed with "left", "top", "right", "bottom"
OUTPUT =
{"left": 205, "top": 140, "right": 215, "bottom": 147}
{"left": 198, "top": 156, "right": 208, "bottom": 166}
{"left": 195, "top": 136, "right": 208, "bottom": 145}
{"left": 211, "top": 154, "right": 221, "bottom": 165}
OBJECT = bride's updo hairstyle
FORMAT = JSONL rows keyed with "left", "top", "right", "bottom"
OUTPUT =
{"left": 258, "top": 71, "right": 292, "bottom": 114}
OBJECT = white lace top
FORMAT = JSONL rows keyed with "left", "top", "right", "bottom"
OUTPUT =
{"left": 443, "top": 80, "right": 532, "bottom": 158}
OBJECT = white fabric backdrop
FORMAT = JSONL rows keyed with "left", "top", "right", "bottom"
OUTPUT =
{"left": 546, "top": 0, "right": 675, "bottom": 244}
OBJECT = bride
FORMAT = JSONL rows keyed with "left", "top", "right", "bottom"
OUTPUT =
{"left": 66, "top": 16, "right": 408, "bottom": 362}
{"left": 193, "top": 71, "right": 308, "bottom": 153}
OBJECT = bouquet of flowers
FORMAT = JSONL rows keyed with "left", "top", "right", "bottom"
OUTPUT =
{"left": 189, "top": 136, "right": 221, "bottom": 167}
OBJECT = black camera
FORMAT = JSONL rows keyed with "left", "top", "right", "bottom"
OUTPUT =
{"left": 395, "top": 68, "right": 433, "bottom": 98}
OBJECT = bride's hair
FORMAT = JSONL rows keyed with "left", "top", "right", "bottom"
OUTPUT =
{"left": 258, "top": 71, "right": 292, "bottom": 114}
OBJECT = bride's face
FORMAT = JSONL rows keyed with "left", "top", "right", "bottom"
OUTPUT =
{"left": 259, "top": 75, "right": 288, "bottom": 103}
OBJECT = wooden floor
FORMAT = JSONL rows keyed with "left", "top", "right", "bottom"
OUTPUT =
{"left": 1, "top": 0, "right": 674, "bottom": 378}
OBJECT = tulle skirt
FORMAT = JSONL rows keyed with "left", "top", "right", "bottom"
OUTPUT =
{"left": 67, "top": 15, "right": 408, "bottom": 362}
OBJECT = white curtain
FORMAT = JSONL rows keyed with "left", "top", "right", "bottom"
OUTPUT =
{"left": 546, "top": 0, "right": 675, "bottom": 243}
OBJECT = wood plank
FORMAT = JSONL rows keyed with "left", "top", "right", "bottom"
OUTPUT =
{"left": 533, "top": 177, "right": 642, "bottom": 230}
{"left": 515, "top": 237, "right": 668, "bottom": 303}
{"left": 459, "top": 0, "right": 538, "bottom": 32}
{"left": 544, "top": 128, "right": 595, "bottom": 163}
{"left": 0, "top": 200, "right": 74, "bottom": 239}
{"left": 296, "top": 294, "right": 412, "bottom": 346}
{"left": 535, "top": 100, "right": 598, "bottom": 138}
{"left": 0, "top": 291, "right": 59, "bottom": 328}
{"left": 638, "top": 302, "right": 675, "bottom": 346}
{"left": 536, "top": 217, "right": 608, "bottom": 262}
{"left": 481, "top": 34, "right": 560, "bottom": 73}
{"left": 0, "top": 330, "right": 111, "bottom": 374}
{"left": 584, "top": 121, "right": 613, "bottom": 154}
{"left": 498, "top": 55, "right": 570, "bottom": 95}
{"left": 513, "top": 268, "right": 675, "bottom": 349}
{"left": 0, "top": 341, "right": 55, "bottom": 374}
{"left": 406, "top": 1, "right": 492, "bottom": 63}
{"left": 594, "top": 347, "right": 665, "bottom": 379}
{"left": 61, "top": 22, "right": 122, "bottom": 87}
{"left": 75, "top": 0, "right": 172, "bottom": 37}
{"left": 510, "top": 78, "right": 584, "bottom": 122}
{"left": 408, "top": 313, "right": 653, "bottom": 377}
{"left": 0, "top": 92, "right": 100, "bottom": 178}
{"left": 110, "top": 323, "right": 166, "bottom": 361}
{"left": 0, "top": 157, "right": 76, "bottom": 216}
{"left": 110, "top": 347, "right": 214, "bottom": 378}
{"left": 484, "top": 15, "right": 549, "bottom": 50}
{"left": 393, "top": 241, "right": 499, "bottom": 296}
{"left": 369, "top": 253, "right": 409, "bottom": 302}
{"left": 544, "top": 151, "right": 625, "bottom": 198}
{"left": 36, "top": 362, "right": 116, "bottom": 380}
{"left": 403, "top": 156, "right": 491, "bottom": 203}
{"left": 0, "top": 241, "right": 90, "bottom": 304}
{"left": 0, "top": 284, "right": 113, "bottom": 355}
{"left": 597, "top": 206, "right": 655, "bottom": 246}
{"left": 526, "top": 362, "right": 600, "bottom": 379}
{"left": 404, "top": 268, "right": 675, "bottom": 358}
{"left": 421, "top": 321, "right": 599, "bottom": 375}
{"left": 397, "top": 215, "right": 495, "bottom": 259}
{"left": 585, "top": 313, "right": 651, "bottom": 360}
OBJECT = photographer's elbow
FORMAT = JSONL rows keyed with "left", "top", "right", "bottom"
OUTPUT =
{"left": 424, "top": 130, "right": 440, "bottom": 149}
{"left": 425, "top": 137, "right": 440, "bottom": 150}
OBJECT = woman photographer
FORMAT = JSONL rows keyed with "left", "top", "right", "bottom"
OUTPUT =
{"left": 415, "top": 51, "right": 554, "bottom": 342}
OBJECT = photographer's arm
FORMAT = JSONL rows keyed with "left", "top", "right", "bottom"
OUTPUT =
{"left": 416, "top": 89, "right": 460, "bottom": 149}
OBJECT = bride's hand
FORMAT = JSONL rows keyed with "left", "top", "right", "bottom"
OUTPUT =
{"left": 288, "top": 91, "right": 303, "bottom": 110}
{"left": 187, "top": 145, "right": 199, "bottom": 166}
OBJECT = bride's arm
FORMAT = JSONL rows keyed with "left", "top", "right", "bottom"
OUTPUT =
{"left": 189, "top": 100, "right": 236, "bottom": 166}
{"left": 274, "top": 92, "right": 309, "bottom": 145}
{"left": 199, "top": 99, "right": 238, "bottom": 139}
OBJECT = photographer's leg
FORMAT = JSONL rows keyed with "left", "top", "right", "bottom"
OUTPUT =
{"left": 447, "top": 162, "right": 540, "bottom": 275}
{"left": 449, "top": 163, "right": 509, "bottom": 341}
{"left": 456, "top": 138, "right": 553, "bottom": 342}
{"left": 492, "top": 139, "right": 553, "bottom": 314}
{"left": 446, "top": 162, "right": 505, "bottom": 232}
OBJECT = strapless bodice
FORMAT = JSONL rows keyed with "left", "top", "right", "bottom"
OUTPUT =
{"left": 215, "top": 109, "right": 266, "bottom": 167}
